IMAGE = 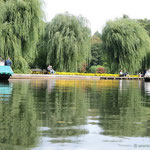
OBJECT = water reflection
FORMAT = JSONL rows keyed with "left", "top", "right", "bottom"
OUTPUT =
{"left": 0, "top": 79, "right": 150, "bottom": 150}
{"left": 0, "top": 81, "right": 13, "bottom": 101}
{"left": 0, "top": 80, "right": 38, "bottom": 150}
{"left": 39, "top": 80, "right": 89, "bottom": 143}
{"left": 97, "top": 80, "right": 149, "bottom": 137}
{"left": 144, "top": 82, "right": 150, "bottom": 96}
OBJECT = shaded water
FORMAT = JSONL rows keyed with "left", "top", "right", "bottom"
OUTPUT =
{"left": 0, "top": 79, "right": 150, "bottom": 150}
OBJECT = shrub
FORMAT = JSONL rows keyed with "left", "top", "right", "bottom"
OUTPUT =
{"left": 96, "top": 67, "right": 106, "bottom": 73}
{"left": 89, "top": 66, "right": 97, "bottom": 73}
{"left": 79, "top": 63, "right": 88, "bottom": 73}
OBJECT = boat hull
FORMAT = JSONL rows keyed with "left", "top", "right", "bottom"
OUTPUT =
{"left": 144, "top": 77, "right": 150, "bottom": 82}
{"left": 0, "top": 74, "right": 11, "bottom": 80}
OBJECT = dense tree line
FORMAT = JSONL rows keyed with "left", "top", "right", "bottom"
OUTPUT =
{"left": 0, "top": 0, "right": 150, "bottom": 74}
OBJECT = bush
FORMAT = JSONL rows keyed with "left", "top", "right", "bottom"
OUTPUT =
{"left": 88, "top": 66, "right": 97, "bottom": 73}
{"left": 89, "top": 65, "right": 106, "bottom": 73}
{"left": 79, "top": 63, "right": 88, "bottom": 73}
{"left": 96, "top": 67, "right": 106, "bottom": 73}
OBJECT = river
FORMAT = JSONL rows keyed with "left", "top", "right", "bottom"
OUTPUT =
{"left": 0, "top": 79, "right": 150, "bottom": 150}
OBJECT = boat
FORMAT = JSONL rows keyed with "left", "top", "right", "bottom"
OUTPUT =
{"left": 0, "top": 66, "right": 14, "bottom": 80}
{"left": 144, "top": 77, "right": 150, "bottom": 82}
{"left": 144, "top": 69, "right": 150, "bottom": 82}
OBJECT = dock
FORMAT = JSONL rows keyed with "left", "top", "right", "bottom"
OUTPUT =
{"left": 9, "top": 74, "right": 144, "bottom": 80}
{"left": 99, "top": 76, "right": 144, "bottom": 80}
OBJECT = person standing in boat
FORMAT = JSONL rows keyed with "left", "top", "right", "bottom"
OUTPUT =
{"left": 5, "top": 57, "right": 12, "bottom": 66}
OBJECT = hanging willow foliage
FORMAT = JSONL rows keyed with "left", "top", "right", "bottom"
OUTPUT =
{"left": 102, "top": 18, "right": 150, "bottom": 73}
{"left": 0, "top": 0, "right": 44, "bottom": 72}
{"left": 45, "top": 13, "right": 91, "bottom": 72}
{"left": 137, "top": 19, "right": 150, "bottom": 70}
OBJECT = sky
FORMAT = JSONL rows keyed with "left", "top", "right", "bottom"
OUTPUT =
{"left": 43, "top": 0, "right": 150, "bottom": 34}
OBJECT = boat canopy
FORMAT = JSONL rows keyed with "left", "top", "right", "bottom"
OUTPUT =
{"left": 0, "top": 66, "right": 14, "bottom": 76}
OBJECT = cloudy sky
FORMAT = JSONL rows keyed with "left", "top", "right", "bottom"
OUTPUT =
{"left": 43, "top": 0, "right": 150, "bottom": 34}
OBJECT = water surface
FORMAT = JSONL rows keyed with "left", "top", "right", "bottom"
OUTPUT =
{"left": 0, "top": 79, "right": 150, "bottom": 150}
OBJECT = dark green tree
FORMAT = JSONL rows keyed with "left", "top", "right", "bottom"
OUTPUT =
{"left": 90, "top": 33, "right": 104, "bottom": 66}
{"left": 34, "top": 21, "right": 47, "bottom": 69}
{"left": 102, "top": 18, "right": 150, "bottom": 73}
{"left": 0, "top": 0, "right": 44, "bottom": 72}
{"left": 45, "top": 13, "right": 91, "bottom": 72}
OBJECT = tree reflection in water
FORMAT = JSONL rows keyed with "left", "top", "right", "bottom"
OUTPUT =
{"left": 0, "top": 79, "right": 150, "bottom": 150}
{"left": 0, "top": 80, "right": 38, "bottom": 150}
{"left": 39, "top": 79, "right": 89, "bottom": 143}
{"left": 144, "top": 82, "right": 150, "bottom": 97}
{"left": 24, "top": 79, "right": 89, "bottom": 144}
{"left": 95, "top": 80, "right": 150, "bottom": 137}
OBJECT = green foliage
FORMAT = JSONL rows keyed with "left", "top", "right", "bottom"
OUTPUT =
{"left": 137, "top": 19, "right": 150, "bottom": 36}
{"left": 90, "top": 44, "right": 103, "bottom": 65}
{"left": 89, "top": 66, "right": 97, "bottom": 73}
{"left": 89, "top": 33, "right": 107, "bottom": 73}
{"left": 89, "top": 65, "right": 102, "bottom": 73}
{"left": 34, "top": 21, "right": 47, "bottom": 69}
{"left": 90, "top": 34, "right": 104, "bottom": 66}
{"left": 45, "top": 13, "right": 91, "bottom": 72}
{"left": 137, "top": 19, "right": 150, "bottom": 70}
{"left": 102, "top": 18, "right": 150, "bottom": 73}
{"left": 0, "top": 0, "right": 44, "bottom": 72}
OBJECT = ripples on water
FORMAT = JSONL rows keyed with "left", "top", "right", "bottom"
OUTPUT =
{"left": 0, "top": 79, "right": 150, "bottom": 150}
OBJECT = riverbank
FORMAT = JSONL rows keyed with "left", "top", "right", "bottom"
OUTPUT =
{"left": 9, "top": 74, "right": 144, "bottom": 80}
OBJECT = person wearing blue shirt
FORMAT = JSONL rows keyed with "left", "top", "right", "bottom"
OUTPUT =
{"left": 5, "top": 57, "right": 12, "bottom": 66}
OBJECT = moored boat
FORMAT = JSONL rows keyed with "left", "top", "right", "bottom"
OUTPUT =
{"left": 0, "top": 66, "right": 14, "bottom": 80}
{"left": 144, "top": 77, "right": 150, "bottom": 82}
{"left": 144, "top": 69, "right": 150, "bottom": 82}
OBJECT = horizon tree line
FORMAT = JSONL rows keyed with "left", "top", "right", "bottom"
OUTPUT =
{"left": 0, "top": 0, "right": 150, "bottom": 74}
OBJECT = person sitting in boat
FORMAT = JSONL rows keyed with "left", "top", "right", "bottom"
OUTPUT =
{"left": 5, "top": 57, "right": 12, "bottom": 66}
{"left": 47, "top": 65, "right": 55, "bottom": 74}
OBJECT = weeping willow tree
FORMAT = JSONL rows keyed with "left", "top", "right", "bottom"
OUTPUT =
{"left": 137, "top": 19, "right": 150, "bottom": 70}
{"left": 102, "top": 18, "right": 150, "bottom": 73}
{"left": 0, "top": 0, "right": 44, "bottom": 72}
{"left": 45, "top": 13, "right": 91, "bottom": 72}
